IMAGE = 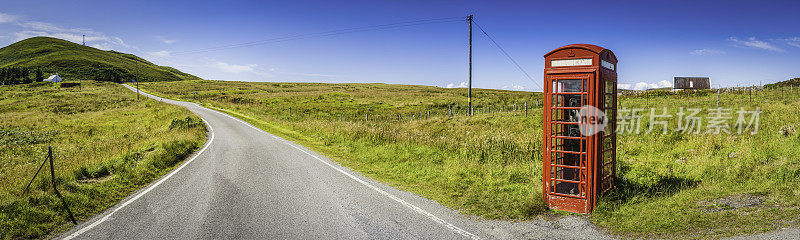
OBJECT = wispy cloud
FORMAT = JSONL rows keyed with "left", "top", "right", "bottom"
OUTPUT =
{"left": 296, "top": 73, "right": 334, "bottom": 77}
{"left": 111, "top": 36, "right": 131, "bottom": 48}
{"left": 690, "top": 49, "right": 725, "bottom": 55}
{"left": 18, "top": 21, "right": 65, "bottom": 32}
{"left": 14, "top": 30, "right": 102, "bottom": 43}
{"left": 12, "top": 20, "right": 134, "bottom": 52}
{"left": 15, "top": 21, "right": 106, "bottom": 41}
{"left": 213, "top": 62, "right": 261, "bottom": 74}
{"left": 729, "top": 37, "right": 784, "bottom": 52}
{"left": 620, "top": 80, "right": 672, "bottom": 90}
{"left": 502, "top": 85, "right": 526, "bottom": 90}
{"left": 777, "top": 37, "right": 800, "bottom": 48}
{"left": 446, "top": 82, "right": 468, "bottom": 88}
{"left": 148, "top": 50, "right": 171, "bottom": 57}
{"left": 0, "top": 12, "right": 19, "bottom": 24}
{"left": 91, "top": 43, "right": 112, "bottom": 50}
{"left": 156, "top": 36, "right": 176, "bottom": 44}
{"left": 268, "top": 68, "right": 334, "bottom": 77}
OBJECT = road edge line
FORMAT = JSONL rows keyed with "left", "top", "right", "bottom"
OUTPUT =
{"left": 62, "top": 86, "right": 216, "bottom": 240}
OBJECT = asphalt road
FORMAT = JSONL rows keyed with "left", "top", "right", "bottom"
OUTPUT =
{"left": 59, "top": 85, "right": 615, "bottom": 240}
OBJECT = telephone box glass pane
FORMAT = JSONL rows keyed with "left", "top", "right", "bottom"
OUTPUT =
{"left": 557, "top": 79, "right": 582, "bottom": 93}
{"left": 552, "top": 137, "right": 585, "bottom": 152}
{"left": 553, "top": 94, "right": 585, "bottom": 109}
{"left": 605, "top": 94, "right": 614, "bottom": 108}
{"left": 605, "top": 80, "right": 615, "bottom": 94}
{"left": 604, "top": 110, "right": 615, "bottom": 135}
{"left": 603, "top": 150, "right": 614, "bottom": 177}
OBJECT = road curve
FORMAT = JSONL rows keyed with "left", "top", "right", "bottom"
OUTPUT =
{"left": 60, "top": 84, "right": 615, "bottom": 240}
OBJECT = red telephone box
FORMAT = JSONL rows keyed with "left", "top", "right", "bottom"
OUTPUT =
{"left": 543, "top": 44, "right": 617, "bottom": 214}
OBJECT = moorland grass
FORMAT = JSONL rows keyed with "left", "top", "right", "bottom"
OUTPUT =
{"left": 140, "top": 80, "right": 799, "bottom": 238}
{"left": 0, "top": 81, "right": 206, "bottom": 239}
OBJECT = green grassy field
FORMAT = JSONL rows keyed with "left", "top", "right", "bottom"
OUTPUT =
{"left": 141, "top": 79, "right": 800, "bottom": 239}
{"left": 0, "top": 81, "right": 206, "bottom": 239}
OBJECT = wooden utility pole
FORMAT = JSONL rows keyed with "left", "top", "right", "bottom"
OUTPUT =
{"left": 467, "top": 15, "right": 473, "bottom": 116}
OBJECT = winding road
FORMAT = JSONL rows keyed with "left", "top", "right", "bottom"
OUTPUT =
{"left": 59, "top": 85, "right": 615, "bottom": 240}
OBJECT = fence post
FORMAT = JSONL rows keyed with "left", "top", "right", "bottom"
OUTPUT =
{"left": 47, "top": 146, "right": 77, "bottom": 224}
{"left": 717, "top": 89, "right": 720, "bottom": 108}
{"left": 525, "top": 101, "right": 528, "bottom": 117}
{"left": 449, "top": 105, "right": 453, "bottom": 117}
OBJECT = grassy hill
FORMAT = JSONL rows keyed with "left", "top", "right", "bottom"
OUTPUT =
{"left": 0, "top": 37, "right": 199, "bottom": 82}
{"left": 765, "top": 77, "right": 800, "bottom": 88}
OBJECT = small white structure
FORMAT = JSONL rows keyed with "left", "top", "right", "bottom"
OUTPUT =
{"left": 44, "top": 73, "right": 63, "bottom": 82}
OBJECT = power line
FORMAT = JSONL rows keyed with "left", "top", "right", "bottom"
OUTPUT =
{"left": 472, "top": 19, "right": 542, "bottom": 92}
{"left": 172, "top": 17, "right": 465, "bottom": 56}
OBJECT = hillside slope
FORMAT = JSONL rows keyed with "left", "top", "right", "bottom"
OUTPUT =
{"left": 0, "top": 37, "right": 199, "bottom": 82}
{"left": 765, "top": 77, "right": 800, "bottom": 88}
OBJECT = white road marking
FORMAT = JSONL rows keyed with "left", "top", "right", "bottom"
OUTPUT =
{"left": 215, "top": 110, "right": 482, "bottom": 240}
{"left": 63, "top": 90, "right": 216, "bottom": 240}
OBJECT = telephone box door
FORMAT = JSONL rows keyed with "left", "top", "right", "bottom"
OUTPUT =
{"left": 544, "top": 73, "right": 593, "bottom": 213}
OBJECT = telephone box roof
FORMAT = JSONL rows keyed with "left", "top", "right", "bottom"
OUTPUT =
{"left": 544, "top": 44, "right": 614, "bottom": 59}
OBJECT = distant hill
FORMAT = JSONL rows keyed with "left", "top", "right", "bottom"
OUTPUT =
{"left": 0, "top": 37, "right": 199, "bottom": 82}
{"left": 765, "top": 78, "right": 800, "bottom": 88}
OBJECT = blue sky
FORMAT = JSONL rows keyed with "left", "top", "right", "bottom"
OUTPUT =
{"left": 0, "top": 0, "right": 798, "bottom": 91}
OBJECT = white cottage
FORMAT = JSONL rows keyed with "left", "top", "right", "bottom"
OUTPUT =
{"left": 44, "top": 73, "right": 63, "bottom": 82}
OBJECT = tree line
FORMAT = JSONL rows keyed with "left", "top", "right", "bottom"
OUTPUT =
{"left": 0, "top": 67, "right": 44, "bottom": 85}
{"left": 97, "top": 68, "right": 134, "bottom": 83}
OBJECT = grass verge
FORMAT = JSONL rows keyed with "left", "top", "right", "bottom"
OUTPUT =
{"left": 0, "top": 81, "right": 207, "bottom": 239}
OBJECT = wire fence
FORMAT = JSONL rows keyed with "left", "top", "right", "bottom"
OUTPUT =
{"left": 188, "top": 84, "right": 798, "bottom": 124}
{"left": 274, "top": 102, "right": 543, "bottom": 123}
{"left": 197, "top": 97, "right": 545, "bottom": 123}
